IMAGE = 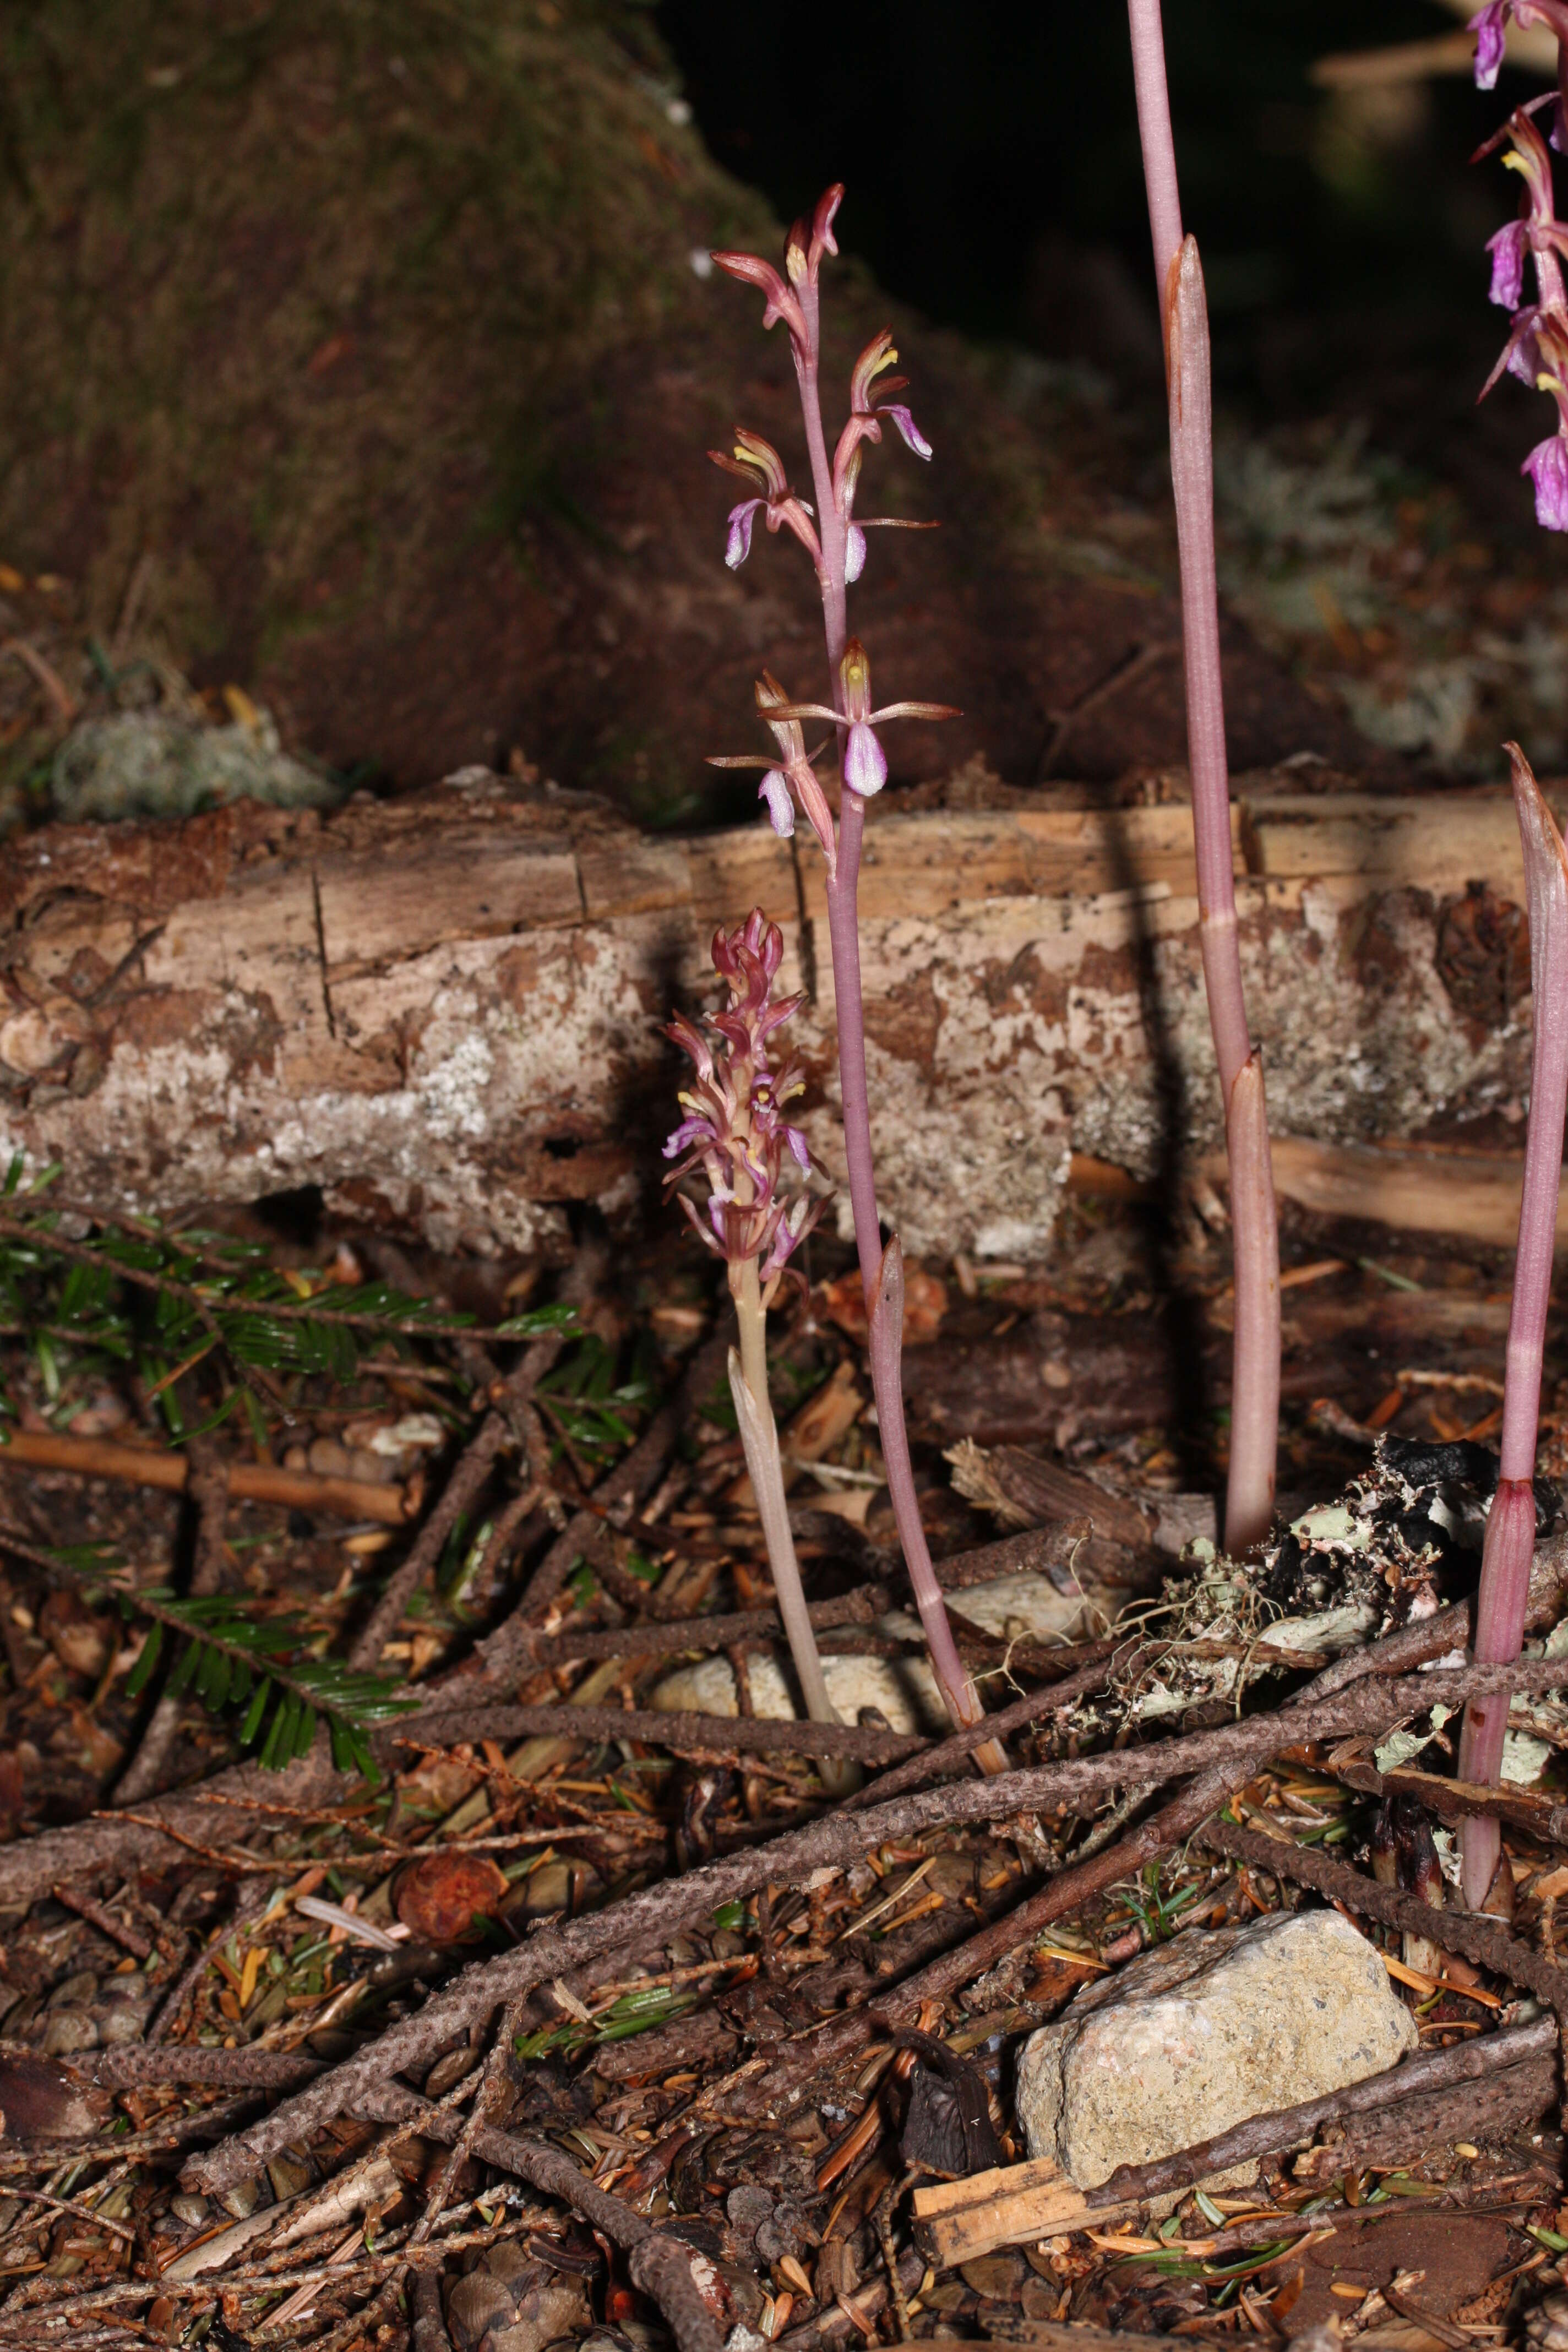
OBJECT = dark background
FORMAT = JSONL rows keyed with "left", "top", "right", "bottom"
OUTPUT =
{"left": 659, "top": 0, "right": 1532, "bottom": 511}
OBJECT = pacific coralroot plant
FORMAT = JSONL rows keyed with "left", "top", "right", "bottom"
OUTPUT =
{"left": 705, "top": 191, "right": 1004, "bottom": 1765}
{"left": 1471, "top": 1, "right": 1568, "bottom": 525}
{"left": 1457, "top": 749, "right": 1568, "bottom": 1905}
{"left": 1126, "top": 0, "right": 1281, "bottom": 1558}
{"left": 664, "top": 909, "right": 861, "bottom": 1790}
{"left": 1456, "top": 7, "right": 1568, "bottom": 1902}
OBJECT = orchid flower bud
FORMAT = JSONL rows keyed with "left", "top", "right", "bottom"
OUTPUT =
{"left": 1489, "top": 219, "right": 1530, "bottom": 308}
{"left": 1471, "top": 1, "right": 1510, "bottom": 88}
{"left": 1525, "top": 429, "right": 1568, "bottom": 525}
{"left": 758, "top": 770, "right": 796, "bottom": 835}
{"left": 708, "top": 248, "right": 808, "bottom": 344}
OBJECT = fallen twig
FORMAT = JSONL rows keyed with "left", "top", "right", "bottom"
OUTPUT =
{"left": 843, "top": 1638, "right": 1161, "bottom": 1811}
{"left": 0, "top": 1428, "right": 410, "bottom": 1525}
{"left": 348, "top": 1330, "right": 564, "bottom": 1672}
{"left": 179, "top": 1658, "right": 1566, "bottom": 2194}
{"left": 113, "top": 1442, "right": 229, "bottom": 1805}
{"left": 47, "top": 1884, "right": 153, "bottom": 1962}
{"left": 1331, "top": 1756, "right": 1568, "bottom": 1844}
{"left": 488, "top": 1327, "right": 731, "bottom": 1642}
{"left": 445, "top": 1582, "right": 891, "bottom": 1674}
{"left": 401, "top": 1698, "right": 922, "bottom": 1764}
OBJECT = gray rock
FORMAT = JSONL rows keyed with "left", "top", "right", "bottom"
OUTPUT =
{"left": 216, "top": 2175, "right": 263, "bottom": 2220}
{"left": 1015, "top": 1910, "right": 1417, "bottom": 2191}
{"left": 41, "top": 2008, "right": 100, "bottom": 2056}
{"left": 96, "top": 2001, "right": 151, "bottom": 2045}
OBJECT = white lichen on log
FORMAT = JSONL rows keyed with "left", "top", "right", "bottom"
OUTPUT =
{"left": 0, "top": 766, "right": 1550, "bottom": 1257}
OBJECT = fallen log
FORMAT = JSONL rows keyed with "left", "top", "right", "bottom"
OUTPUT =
{"left": 1232, "top": 1135, "right": 1568, "bottom": 1249}
{"left": 0, "top": 771, "right": 1550, "bottom": 1260}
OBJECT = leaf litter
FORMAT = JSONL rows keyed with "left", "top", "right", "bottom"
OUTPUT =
{"left": 0, "top": 1183, "right": 1562, "bottom": 2348}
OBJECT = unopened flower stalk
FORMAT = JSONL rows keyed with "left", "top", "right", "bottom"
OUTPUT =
{"left": 1127, "top": 0, "right": 1281, "bottom": 1554}
{"left": 664, "top": 912, "right": 856, "bottom": 1794}
{"left": 1458, "top": 747, "right": 1568, "bottom": 1905}
{"left": 709, "top": 194, "right": 1005, "bottom": 1765}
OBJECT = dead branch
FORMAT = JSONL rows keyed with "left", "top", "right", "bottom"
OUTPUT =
{"left": 349, "top": 1411, "right": 509, "bottom": 1673}
{"left": 399, "top": 1698, "right": 922, "bottom": 1763}
{"left": 0, "top": 783, "right": 1545, "bottom": 1262}
{"left": 348, "top": 1330, "right": 565, "bottom": 1671}
{"left": 483, "top": 1326, "right": 731, "bottom": 1645}
{"left": 443, "top": 1581, "right": 892, "bottom": 1673}
{"left": 842, "top": 1640, "right": 1148, "bottom": 1810}
{"left": 1332, "top": 1756, "right": 1568, "bottom": 1843}
{"left": 1086, "top": 2012, "right": 1557, "bottom": 2215}
{"left": 410, "top": 2272, "right": 450, "bottom": 2352}
{"left": 113, "top": 1441, "right": 230, "bottom": 1805}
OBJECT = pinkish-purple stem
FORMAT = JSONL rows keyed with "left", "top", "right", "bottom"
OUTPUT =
{"left": 792, "top": 266, "right": 1000, "bottom": 1759}
{"left": 1128, "top": 0, "right": 1280, "bottom": 1553}
{"left": 1458, "top": 747, "right": 1568, "bottom": 1905}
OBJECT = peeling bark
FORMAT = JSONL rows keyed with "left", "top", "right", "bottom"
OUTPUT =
{"left": 0, "top": 767, "right": 1547, "bottom": 1259}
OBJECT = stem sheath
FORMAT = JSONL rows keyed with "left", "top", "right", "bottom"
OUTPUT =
{"left": 1130, "top": 0, "right": 1280, "bottom": 1553}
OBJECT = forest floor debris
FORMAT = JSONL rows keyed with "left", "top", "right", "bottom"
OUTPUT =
{"left": 0, "top": 1182, "right": 1564, "bottom": 2349}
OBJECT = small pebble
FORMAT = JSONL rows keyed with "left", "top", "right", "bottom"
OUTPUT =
{"left": 169, "top": 2192, "right": 208, "bottom": 2226}
{"left": 217, "top": 2176, "right": 262, "bottom": 2220}
{"left": 41, "top": 2010, "right": 99, "bottom": 2056}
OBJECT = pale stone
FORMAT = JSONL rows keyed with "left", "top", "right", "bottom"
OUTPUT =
{"left": 650, "top": 1650, "right": 945, "bottom": 1737}
{"left": 1016, "top": 1911, "right": 1416, "bottom": 2190}
{"left": 650, "top": 1571, "right": 1096, "bottom": 1733}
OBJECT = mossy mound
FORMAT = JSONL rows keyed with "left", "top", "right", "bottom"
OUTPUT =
{"left": 0, "top": 0, "right": 1371, "bottom": 822}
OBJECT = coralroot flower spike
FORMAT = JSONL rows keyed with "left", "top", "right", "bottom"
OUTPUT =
{"left": 1471, "top": 13, "right": 1568, "bottom": 523}
{"left": 664, "top": 911, "right": 855, "bottom": 1790}
{"left": 1456, "top": 749, "right": 1568, "bottom": 1907}
{"left": 706, "top": 188, "right": 1004, "bottom": 1766}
